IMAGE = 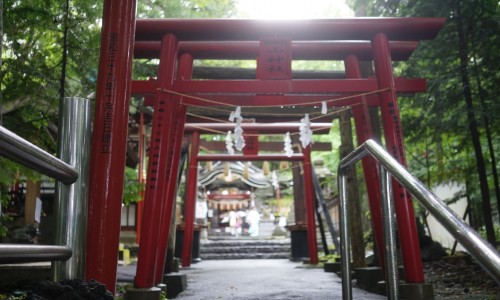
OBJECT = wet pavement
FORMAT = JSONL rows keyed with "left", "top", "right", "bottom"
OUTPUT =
{"left": 156, "top": 259, "right": 385, "bottom": 300}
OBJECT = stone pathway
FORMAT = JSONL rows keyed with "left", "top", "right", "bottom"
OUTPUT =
{"left": 175, "top": 259, "right": 385, "bottom": 300}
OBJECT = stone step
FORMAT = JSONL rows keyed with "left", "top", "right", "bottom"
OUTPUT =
{"left": 201, "top": 252, "right": 290, "bottom": 260}
{"left": 201, "top": 239, "right": 290, "bottom": 247}
{"left": 200, "top": 245, "right": 291, "bottom": 254}
{"left": 200, "top": 237, "right": 292, "bottom": 260}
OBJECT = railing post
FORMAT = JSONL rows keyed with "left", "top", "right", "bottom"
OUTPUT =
{"left": 378, "top": 164, "right": 399, "bottom": 300}
{"left": 338, "top": 167, "right": 352, "bottom": 300}
{"left": 53, "top": 97, "right": 92, "bottom": 281}
{"left": 339, "top": 139, "right": 500, "bottom": 298}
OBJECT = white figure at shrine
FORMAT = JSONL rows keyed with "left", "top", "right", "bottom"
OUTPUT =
{"left": 247, "top": 206, "right": 261, "bottom": 237}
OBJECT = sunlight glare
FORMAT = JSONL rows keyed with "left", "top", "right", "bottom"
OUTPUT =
{"left": 236, "top": 0, "right": 354, "bottom": 19}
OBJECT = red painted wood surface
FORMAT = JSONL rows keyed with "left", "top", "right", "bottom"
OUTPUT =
{"left": 85, "top": 0, "right": 136, "bottom": 293}
{"left": 372, "top": 33, "right": 424, "bottom": 283}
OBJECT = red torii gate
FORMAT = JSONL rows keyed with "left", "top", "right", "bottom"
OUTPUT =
{"left": 86, "top": 1, "right": 445, "bottom": 294}
{"left": 130, "top": 19, "right": 441, "bottom": 290}
{"left": 181, "top": 122, "right": 333, "bottom": 269}
{"left": 132, "top": 39, "right": 428, "bottom": 276}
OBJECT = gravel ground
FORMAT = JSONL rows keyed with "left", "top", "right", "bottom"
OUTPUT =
{"left": 423, "top": 255, "right": 499, "bottom": 299}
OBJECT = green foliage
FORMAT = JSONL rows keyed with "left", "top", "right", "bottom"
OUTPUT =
{"left": 2, "top": 0, "right": 102, "bottom": 158}
{"left": 133, "top": 0, "right": 240, "bottom": 86}
{"left": 318, "top": 253, "right": 340, "bottom": 263}
{"left": 346, "top": 0, "right": 500, "bottom": 235}
{"left": 478, "top": 223, "right": 500, "bottom": 241}
{"left": 2, "top": 0, "right": 238, "bottom": 202}
{"left": 137, "top": 0, "right": 237, "bottom": 18}
{"left": 122, "top": 167, "right": 144, "bottom": 206}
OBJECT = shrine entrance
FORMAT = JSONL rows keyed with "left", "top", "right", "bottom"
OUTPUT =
{"left": 86, "top": 2, "right": 445, "bottom": 297}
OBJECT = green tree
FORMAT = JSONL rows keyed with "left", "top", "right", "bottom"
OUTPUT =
{"left": 0, "top": 0, "right": 238, "bottom": 235}
{"left": 346, "top": 0, "right": 500, "bottom": 244}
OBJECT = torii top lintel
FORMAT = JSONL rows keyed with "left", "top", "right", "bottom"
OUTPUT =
{"left": 134, "top": 41, "right": 419, "bottom": 61}
{"left": 135, "top": 18, "right": 446, "bottom": 42}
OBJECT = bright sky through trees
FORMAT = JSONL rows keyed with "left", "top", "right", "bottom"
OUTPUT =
{"left": 236, "top": 0, "right": 354, "bottom": 19}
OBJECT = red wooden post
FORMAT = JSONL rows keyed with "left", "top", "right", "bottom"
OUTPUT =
{"left": 302, "top": 145, "right": 318, "bottom": 264}
{"left": 135, "top": 34, "right": 178, "bottom": 288}
{"left": 136, "top": 111, "right": 145, "bottom": 245}
{"left": 85, "top": 0, "right": 136, "bottom": 293}
{"left": 344, "top": 55, "right": 386, "bottom": 270}
{"left": 154, "top": 53, "right": 193, "bottom": 283}
{"left": 182, "top": 131, "right": 201, "bottom": 267}
{"left": 372, "top": 33, "right": 424, "bottom": 283}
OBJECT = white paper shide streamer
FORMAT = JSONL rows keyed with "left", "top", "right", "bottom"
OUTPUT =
{"left": 233, "top": 118, "right": 245, "bottom": 151}
{"left": 284, "top": 132, "right": 294, "bottom": 157}
{"left": 227, "top": 106, "right": 245, "bottom": 153}
{"left": 299, "top": 113, "right": 313, "bottom": 148}
{"left": 321, "top": 101, "right": 327, "bottom": 114}
{"left": 225, "top": 130, "right": 235, "bottom": 155}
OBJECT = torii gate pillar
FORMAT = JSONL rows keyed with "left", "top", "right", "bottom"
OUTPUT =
{"left": 372, "top": 33, "right": 424, "bottom": 283}
{"left": 302, "top": 145, "right": 319, "bottom": 264}
{"left": 344, "top": 55, "right": 386, "bottom": 270}
{"left": 85, "top": 0, "right": 136, "bottom": 293}
{"left": 181, "top": 131, "right": 201, "bottom": 268}
{"left": 154, "top": 53, "right": 193, "bottom": 283}
{"left": 135, "top": 33, "right": 179, "bottom": 288}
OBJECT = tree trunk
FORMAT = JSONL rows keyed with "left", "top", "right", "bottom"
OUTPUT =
{"left": 59, "top": 0, "right": 70, "bottom": 103}
{"left": 471, "top": 56, "right": 500, "bottom": 219}
{"left": 456, "top": 1, "right": 496, "bottom": 246}
{"left": 339, "top": 109, "right": 365, "bottom": 268}
{"left": 25, "top": 180, "right": 41, "bottom": 225}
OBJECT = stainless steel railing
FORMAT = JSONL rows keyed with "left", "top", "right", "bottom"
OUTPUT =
{"left": 0, "top": 124, "right": 77, "bottom": 264}
{"left": 0, "top": 244, "right": 72, "bottom": 264}
{"left": 338, "top": 139, "right": 500, "bottom": 300}
{"left": 0, "top": 97, "right": 91, "bottom": 270}
{"left": 0, "top": 126, "right": 78, "bottom": 185}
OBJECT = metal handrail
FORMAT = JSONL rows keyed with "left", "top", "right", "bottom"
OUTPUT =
{"left": 0, "top": 126, "right": 78, "bottom": 264}
{"left": 0, "top": 244, "right": 72, "bottom": 264}
{"left": 0, "top": 124, "right": 76, "bottom": 265}
{"left": 0, "top": 98, "right": 92, "bottom": 268}
{"left": 338, "top": 139, "right": 500, "bottom": 300}
{"left": 0, "top": 126, "right": 78, "bottom": 185}
{"left": 0, "top": 125, "right": 76, "bottom": 265}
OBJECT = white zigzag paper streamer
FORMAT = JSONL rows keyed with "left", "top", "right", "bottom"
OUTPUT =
{"left": 233, "top": 118, "right": 245, "bottom": 151}
{"left": 321, "top": 101, "right": 327, "bottom": 114}
{"left": 225, "top": 130, "right": 235, "bottom": 155}
{"left": 299, "top": 113, "right": 313, "bottom": 148}
{"left": 284, "top": 132, "right": 294, "bottom": 157}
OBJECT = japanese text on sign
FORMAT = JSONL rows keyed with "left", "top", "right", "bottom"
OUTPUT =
{"left": 101, "top": 32, "right": 118, "bottom": 154}
{"left": 257, "top": 38, "right": 292, "bottom": 80}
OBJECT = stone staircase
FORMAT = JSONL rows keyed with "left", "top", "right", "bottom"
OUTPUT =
{"left": 199, "top": 219, "right": 336, "bottom": 260}
{"left": 200, "top": 237, "right": 291, "bottom": 260}
{"left": 201, "top": 220, "right": 291, "bottom": 260}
